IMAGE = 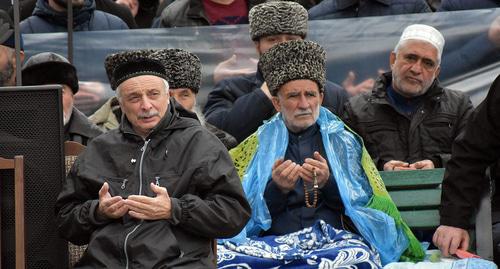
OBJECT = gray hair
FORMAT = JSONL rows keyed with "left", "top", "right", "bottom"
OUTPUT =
{"left": 116, "top": 77, "right": 169, "bottom": 102}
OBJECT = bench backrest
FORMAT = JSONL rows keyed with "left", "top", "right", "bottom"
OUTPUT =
{"left": 379, "top": 168, "right": 494, "bottom": 260}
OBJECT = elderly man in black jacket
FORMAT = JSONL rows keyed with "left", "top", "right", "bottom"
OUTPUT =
{"left": 434, "top": 74, "right": 500, "bottom": 262}
{"left": 343, "top": 24, "right": 473, "bottom": 171}
{"left": 55, "top": 50, "right": 251, "bottom": 268}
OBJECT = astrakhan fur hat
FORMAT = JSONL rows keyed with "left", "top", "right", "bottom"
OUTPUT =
{"left": 249, "top": 1, "right": 308, "bottom": 41}
{"left": 151, "top": 48, "right": 202, "bottom": 93}
{"left": 104, "top": 49, "right": 167, "bottom": 90}
{"left": 258, "top": 40, "right": 326, "bottom": 96}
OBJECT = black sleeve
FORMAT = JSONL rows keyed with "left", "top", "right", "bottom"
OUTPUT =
{"left": 440, "top": 75, "right": 500, "bottom": 228}
{"left": 168, "top": 131, "right": 251, "bottom": 238}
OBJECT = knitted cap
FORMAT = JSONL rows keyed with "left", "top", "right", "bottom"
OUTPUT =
{"left": 249, "top": 1, "right": 308, "bottom": 41}
{"left": 150, "top": 48, "right": 202, "bottom": 93}
{"left": 22, "top": 52, "right": 79, "bottom": 93}
{"left": 104, "top": 49, "right": 167, "bottom": 90}
{"left": 397, "top": 24, "right": 445, "bottom": 59}
{"left": 258, "top": 40, "right": 326, "bottom": 96}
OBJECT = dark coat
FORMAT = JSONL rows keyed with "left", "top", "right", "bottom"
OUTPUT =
{"left": 56, "top": 104, "right": 251, "bottom": 268}
{"left": 308, "top": 0, "right": 431, "bottom": 20}
{"left": 440, "top": 74, "right": 500, "bottom": 229}
{"left": 15, "top": 0, "right": 138, "bottom": 28}
{"left": 65, "top": 107, "right": 103, "bottom": 146}
{"left": 20, "top": 0, "right": 128, "bottom": 33}
{"left": 203, "top": 69, "right": 349, "bottom": 143}
{"left": 342, "top": 72, "right": 473, "bottom": 170}
{"left": 156, "top": 0, "right": 209, "bottom": 28}
{"left": 437, "top": 0, "right": 498, "bottom": 11}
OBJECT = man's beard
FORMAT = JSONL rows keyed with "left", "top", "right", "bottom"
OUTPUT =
{"left": 53, "top": 0, "right": 85, "bottom": 9}
{"left": 0, "top": 58, "right": 14, "bottom": 87}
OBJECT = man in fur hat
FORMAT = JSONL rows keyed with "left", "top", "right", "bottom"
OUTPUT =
{"left": 90, "top": 48, "right": 238, "bottom": 148}
{"left": 224, "top": 40, "right": 423, "bottom": 267}
{"left": 22, "top": 52, "right": 102, "bottom": 145}
{"left": 203, "top": 0, "right": 348, "bottom": 144}
{"left": 55, "top": 50, "right": 250, "bottom": 268}
{"left": 343, "top": 24, "right": 473, "bottom": 171}
{"left": 0, "top": 10, "right": 24, "bottom": 87}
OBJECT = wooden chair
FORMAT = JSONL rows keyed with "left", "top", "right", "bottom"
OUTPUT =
{"left": 380, "top": 168, "right": 494, "bottom": 260}
{"left": 0, "top": 155, "right": 25, "bottom": 269}
{"left": 64, "top": 141, "right": 87, "bottom": 268}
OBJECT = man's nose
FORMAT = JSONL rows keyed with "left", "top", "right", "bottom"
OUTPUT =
{"left": 410, "top": 61, "right": 423, "bottom": 74}
{"left": 140, "top": 97, "right": 153, "bottom": 110}
{"left": 298, "top": 94, "right": 309, "bottom": 108}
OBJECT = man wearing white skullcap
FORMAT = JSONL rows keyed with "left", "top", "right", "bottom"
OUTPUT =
{"left": 343, "top": 24, "right": 473, "bottom": 172}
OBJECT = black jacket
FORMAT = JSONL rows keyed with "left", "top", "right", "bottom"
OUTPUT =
{"left": 343, "top": 72, "right": 473, "bottom": 170}
{"left": 440, "top": 74, "right": 500, "bottom": 228}
{"left": 56, "top": 103, "right": 251, "bottom": 268}
{"left": 65, "top": 107, "right": 103, "bottom": 146}
{"left": 203, "top": 69, "right": 349, "bottom": 143}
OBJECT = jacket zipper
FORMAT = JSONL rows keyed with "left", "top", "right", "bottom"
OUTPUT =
{"left": 124, "top": 139, "right": 150, "bottom": 269}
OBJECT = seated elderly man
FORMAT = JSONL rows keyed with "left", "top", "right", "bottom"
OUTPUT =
{"left": 343, "top": 24, "right": 473, "bottom": 171}
{"left": 220, "top": 40, "right": 423, "bottom": 268}
{"left": 22, "top": 52, "right": 103, "bottom": 145}
{"left": 56, "top": 50, "right": 251, "bottom": 268}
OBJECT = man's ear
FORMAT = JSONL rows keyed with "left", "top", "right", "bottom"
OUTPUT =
{"left": 254, "top": 40, "right": 261, "bottom": 56}
{"left": 271, "top": 95, "right": 281, "bottom": 112}
{"left": 389, "top": 51, "right": 396, "bottom": 70}
{"left": 434, "top": 65, "right": 441, "bottom": 79}
{"left": 19, "top": 50, "right": 25, "bottom": 63}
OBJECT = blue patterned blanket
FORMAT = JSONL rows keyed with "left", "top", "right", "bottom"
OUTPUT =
{"left": 217, "top": 220, "right": 382, "bottom": 269}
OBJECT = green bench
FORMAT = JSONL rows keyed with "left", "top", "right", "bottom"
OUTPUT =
{"left": 379, "top": 168, "right": 494, "bottom": 260}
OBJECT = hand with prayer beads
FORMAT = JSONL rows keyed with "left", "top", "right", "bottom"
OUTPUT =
{"left": 300, "top": 151, "right": 330, "bottom": 189}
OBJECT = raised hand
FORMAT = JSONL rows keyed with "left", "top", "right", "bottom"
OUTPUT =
{"left": 97, "top": 182, "right": 128, "bottom": 219}
{"left": 125, "top": 183, "right": 172, "bottom": 220}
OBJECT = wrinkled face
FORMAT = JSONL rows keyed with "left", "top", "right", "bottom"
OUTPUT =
{"left": 61, "top": 84, "right": 74, "bottom": 125}
{"left": 390, "top": 40, "right": 441, "bottom": 97}
{"left": 255, "top": 34, "right": 303, "bottom": 55}
{"left": 169, "top": 88, "right": 196, "bottom": 111}
{"left": 272, "top": 79, "right": 323, "bottom": 133}
{"left": 0, "top": 46, "right": 16, "bottom": 87}
{"left": 117, "top": 75, "right": 169, "bottom": 138}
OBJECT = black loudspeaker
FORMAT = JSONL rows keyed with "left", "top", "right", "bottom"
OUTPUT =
{"left": 0, "top": 86, "right": 68, "bottom": 268}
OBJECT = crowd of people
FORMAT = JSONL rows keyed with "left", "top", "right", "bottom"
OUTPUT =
{"left": 1, "top": 0, "right": 500, "bottom": 268}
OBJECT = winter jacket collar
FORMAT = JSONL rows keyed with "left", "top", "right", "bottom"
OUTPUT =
{"left": 34, "top": 0, "right": 96, "bottom": 27}
{"left": 67, "top": 107, "right": 103, "bottom": 139}
{"left": 371, "top": 72, "right": 445, "bottom": 106}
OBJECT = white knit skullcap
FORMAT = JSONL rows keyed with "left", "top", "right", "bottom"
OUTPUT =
{"left": 397, "top": 24, "right": 445, "bottom": 59}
